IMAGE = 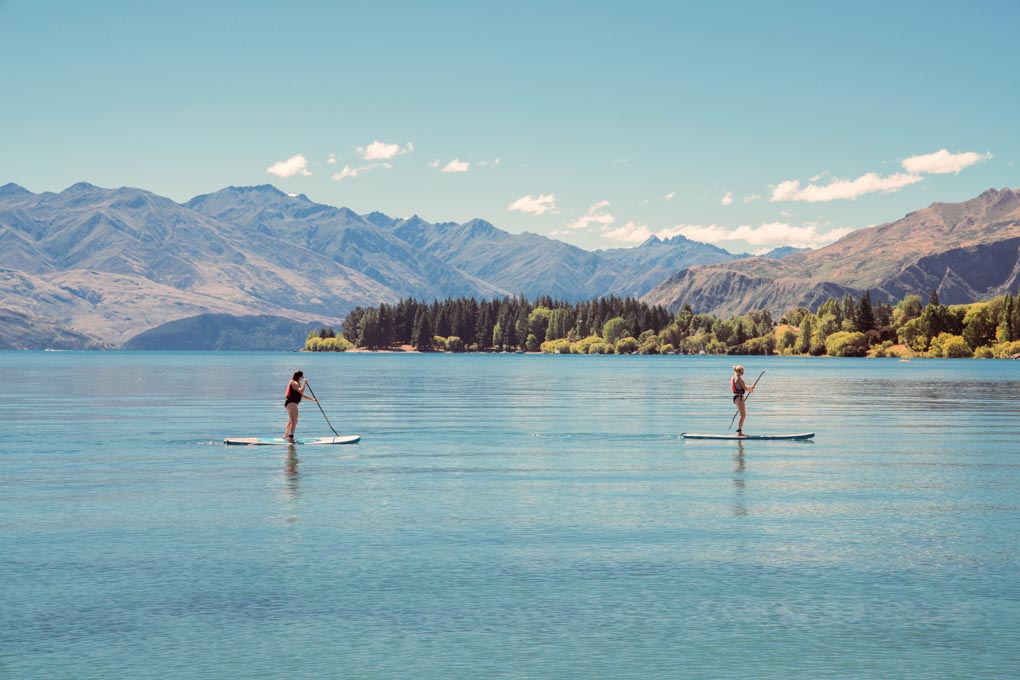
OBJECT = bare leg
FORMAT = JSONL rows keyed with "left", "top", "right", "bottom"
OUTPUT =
{"left": 736, "top": 399, "right": 747, "bottom": 435}
{"left": 285, "top": 403, "right": 299, "bottom": 439}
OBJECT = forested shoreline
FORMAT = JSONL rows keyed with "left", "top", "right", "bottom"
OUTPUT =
{"left": 305, "top": 292, "right": 1020, "bottom": 359}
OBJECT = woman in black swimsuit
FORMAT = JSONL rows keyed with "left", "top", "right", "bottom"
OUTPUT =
{"left": 284, "top": 370, "right": 316, "bottom": 443}
{"left": 731, "top": 365, "right": 753, "bottom": 437}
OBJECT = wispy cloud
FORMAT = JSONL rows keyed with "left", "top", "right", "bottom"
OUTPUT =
{"left": 721, "top": 191, "right": 734, "bottom": 206}
{"left": 267, "top": 154, "right": 311, "bottom": 178}
{"left": 664, "top": 221, "right": 853, "bottom": 250}
{"left": 332, "top": 165, "right": 360, "bottom": 181}
{"left": 441, "top": 159, "right": 470, "bottom": 173}
{"left": 664, "top": 191, "right": 676, "bottom": 201}
{"left": 568, "top": 200, "right": 615, "bottom": 230}
{"left": 356, "top": 141, "right": 414, "bottom": 161}
{"left": 770, "top": 172, "right": 923, "bottom": 202}
{"left": 478, "top": 158, "right": 501, "bottom": 167}
{"left": 769, "top": 149, "right": 990, "bottom": 203}
{"left": 327, "top": 153, "right": 337, "bottom": 165}
{"left": 429, "top": 160, "right": 441, "bottom": 168}
{"left": 507, "top": 193, "right": 558, "bottom": 216}
{"left": 902, "top": 149, "right": 992, "bottom": 174}
{"left": 602, "top": 220, "right": 652, "bottom": 243}
{"left": 744, "top": 194, "right": 762, "bottom": 204}
{"left": 332, "top": 162, "right": 392, "bottom": 181}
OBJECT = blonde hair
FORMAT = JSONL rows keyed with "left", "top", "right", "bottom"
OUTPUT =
{"left": 732, "top": 365, "right": 744, "bottom": 374}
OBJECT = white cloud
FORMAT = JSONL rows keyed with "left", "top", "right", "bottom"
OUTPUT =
{"left": 331, "top": 162, "right": 392, "bottom": 181}
{"left": 666, "top": 221, "right": 854, "bottom": 250}
{"left": 327, "top": 153, "right": 337, "bottom": 165}
{"left": 266, "top": 154, "right": 311, "bottom": 177}
{"left": 356, "top": 141, "right": 414, "bottom": 161}
{"left": 721, "top": 191, "right": 734, "bottom": 206}
{"left": 332, "top": 165, "right": 360, "bottom": 180}
{"left": 507, "top": 193, "right": 558, "bottom": 216}
{"left": 664, "top": 191, "right": 676, "bottom": 201}
{"left": 478, "top": 158, "right": 501, "bottom": 167}
{"left": 429, "top": 159, "right": 441, "bottom": 168}
{"left": 743, "top": 194, "right": 762, "bottom": 204}
{"left": 901, "top": 149, "right": 992, "bottom": 175}
{"left": 770, "top": 172, "right": 923, "bottom": 202}
{"left": 768, "top": 149, "right": 990, "bottom": 203}
{"left": 602, "top": 220, "right": 652, "bottom": 243}
{"left": 441, "top": 159, "right": 470, "bottom": 173}
{"left": 568, "top": 200, "right": 615, "bottom": 230}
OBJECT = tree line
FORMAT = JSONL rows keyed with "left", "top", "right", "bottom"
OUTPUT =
{"left": 305, "top": 291, "right": 1020, "bottom": 359}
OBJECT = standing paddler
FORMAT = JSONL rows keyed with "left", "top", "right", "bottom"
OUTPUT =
{"left": 283, "top": 370, "right": 317, "bottom": 443}
{"left": 730, "top": 365, "right": 754, "bottom": 437}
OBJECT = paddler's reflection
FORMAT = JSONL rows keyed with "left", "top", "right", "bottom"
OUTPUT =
{"left": 732, "top": 441, "right": 747, "bottom": 517}
{"left": 284, "top": 446, "right": 300, "bottom": 503}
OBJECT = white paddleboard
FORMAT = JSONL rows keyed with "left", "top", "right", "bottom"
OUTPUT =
{"left": 681, "top": 432, "right": 814, "bottom": 440}
{"left": 224, "top": 435, "right": 361, "bottom": 446}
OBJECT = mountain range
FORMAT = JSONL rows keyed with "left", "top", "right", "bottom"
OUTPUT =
{"left": 2, "top": 181, "right": 1018, "bottom": 349}
{"left": 642, "top": 187, "right": 1020, "bottom": 316}
{"left": 0, "top": 182, "right": 738, "bottom": 348}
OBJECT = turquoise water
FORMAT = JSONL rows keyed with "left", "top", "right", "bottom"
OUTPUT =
{"left": 2, "top": 352, "right": 1018, "bottom": 679}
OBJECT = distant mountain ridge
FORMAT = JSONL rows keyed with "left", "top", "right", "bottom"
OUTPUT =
{"left": 643, "top": 187, "right": 1020, "bottom": 316}
{"left": 121, "top": 313, "right": 320, "bottom": 351}
{"left": 4, "top": 180, "right": 1017, "bottom": 349}
{"left": 0, "top": 181, "right": 743, "bottom": 347}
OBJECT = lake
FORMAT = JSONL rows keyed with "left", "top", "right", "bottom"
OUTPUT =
{"left": 2, "top": 352, "right": 1018, "bottom": 678}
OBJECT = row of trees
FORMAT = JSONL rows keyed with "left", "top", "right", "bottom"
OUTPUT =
{"left": 305, "top": 291, "right": 1020, "bottom": 359}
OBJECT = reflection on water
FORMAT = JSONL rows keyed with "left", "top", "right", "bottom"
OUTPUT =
{"left": 733, "top": 441, "right": 747, "bottom": 517}
{"left": 283, "top": 446, "right": 300, "bottom": 520}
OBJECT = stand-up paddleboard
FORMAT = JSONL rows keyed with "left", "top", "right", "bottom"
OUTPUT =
{"left": 681, "top": 432, "right": 814, "bottom": 440}
{"left": 224, "top": 435, "right": 360, "bottom": 446}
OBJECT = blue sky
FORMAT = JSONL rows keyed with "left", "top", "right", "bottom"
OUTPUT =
{"left": 2, "top": 0, "right": 1018, "bottom": 253}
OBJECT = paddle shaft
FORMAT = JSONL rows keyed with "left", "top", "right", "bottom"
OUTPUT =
{"left": 303, "top": 381, "right": 340, "bottom": 437}
{"left": 729, "top": 370, "right": 765, "bottom": 430}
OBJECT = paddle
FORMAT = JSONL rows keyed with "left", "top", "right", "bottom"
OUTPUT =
{"left": 729, "top": 370, "right": 765, "bottom": 430}
{"left": 303, "top": 380, "right": 341, "bottom": 437}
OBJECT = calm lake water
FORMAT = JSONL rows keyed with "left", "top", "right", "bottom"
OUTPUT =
{"left": 2, "top": 352, "right": 1018, "bottom": 679}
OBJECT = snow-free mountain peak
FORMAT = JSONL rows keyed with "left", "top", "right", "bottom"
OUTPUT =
{"left": 0, "top": 182, "right": 33, "bottom": 198}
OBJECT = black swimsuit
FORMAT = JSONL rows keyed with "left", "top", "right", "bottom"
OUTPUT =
{"left": 284, "top": 383, "right": 302, "bottom": 407}
{"left": 731, "top": 376, "right": 745, "bottom": 402}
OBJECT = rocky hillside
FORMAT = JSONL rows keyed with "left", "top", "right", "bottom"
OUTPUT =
{"left": 644, "top": 188, "right": 1020, "bottom": 316}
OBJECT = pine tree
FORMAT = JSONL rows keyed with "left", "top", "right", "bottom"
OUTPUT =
{"left": 1000, "top": 293, "right": 1017, "bottom": 342}
{"left": 475, "top": 304, "right": 493, "bottom": 349}
{"left": 411, "top": 307, "right": 432, "bottom": 351}
{"left": 854, "top": 291, "right": 875, "bottom": 332}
